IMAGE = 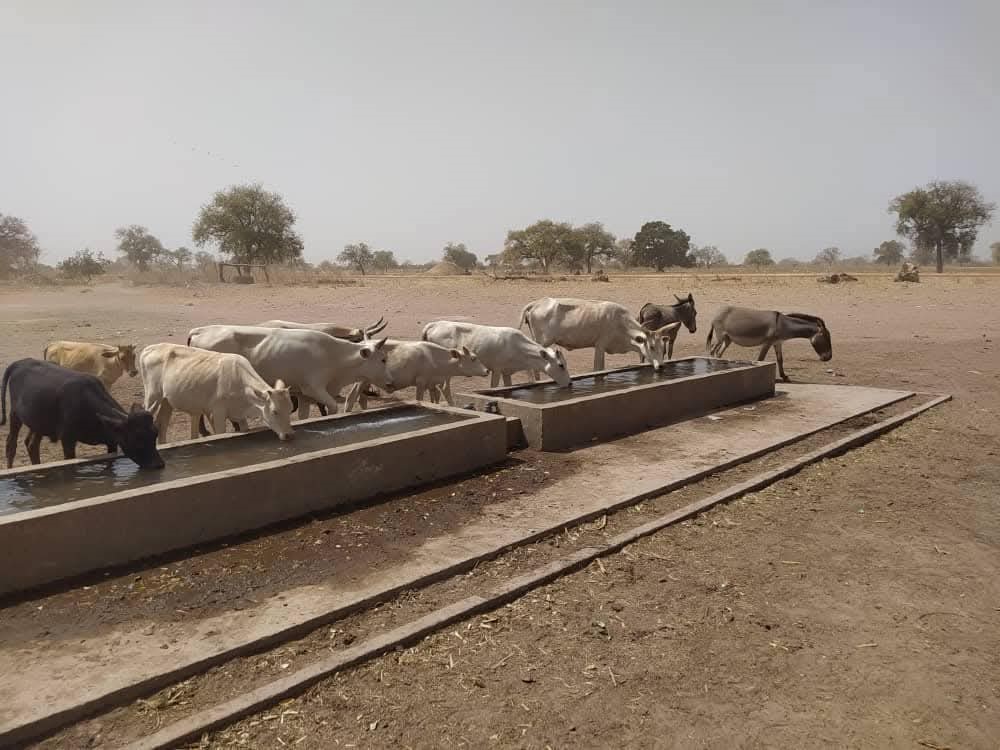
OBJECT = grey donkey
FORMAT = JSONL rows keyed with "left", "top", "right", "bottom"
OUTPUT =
{"left": 706, "top": 306, "right": 832, "bottom": 381}
{"left": 637, "top": 293, "right": 697, "bottom": 360}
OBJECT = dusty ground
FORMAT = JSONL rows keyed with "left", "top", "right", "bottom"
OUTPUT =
{"left": 1, "top": 273, "right": 998, "bottom": 748}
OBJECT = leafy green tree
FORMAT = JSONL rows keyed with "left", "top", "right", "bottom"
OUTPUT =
{"left": 574, "top": 222, "right": 616, "bottom": 273}
{"left": 889, "top": 180, "right": 995, "bottom": 273}
{"left": 114, "top": 225, "right": 165, "bottom": 271}
{"left": 171, "top": 246, "right": 192, "bottom": 270}
{"left": 0, "top": 214, "right": 41, "bottom": 278}
{"left": 338, "top": 242, "right": 374, "bottom": 274}
{"left": 193, "top": 183, "right": 304, "bottom": 265}
{"left": 632, "top": 221, "right": 693, "bottom": 271}
{"left": 372, "top": 249, "right": 399, "bottom": 272}
{"left": 504, "top": 220, "right": 576, "bottom": 273}
{"left": 991, "top": 241, "right": 1000, "bottom": 265}
{"left": 443, "top": 242, "right": 477, "bottom": 272}
{"left": 692, "top": 245, "right": 727, "bottom": 268}
{"left": 59, "top": 248, "right": 110, "bottom": 281}
{"left": 814, "top": 246, "right": 841, "bottom": 265}
{"left": 744, "top": 248, "right": 775, "bottom": 267}
{"left": 873, "top": 240, "right": 906, "bottom": 265}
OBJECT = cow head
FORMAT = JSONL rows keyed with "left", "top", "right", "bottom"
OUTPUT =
{"left": 450, "top": 346, "right": 489, "bottom": 377}
{"left": 258, "top": 379, "right": 295, "bottom": 441}
{"left": 100, "top": 404, "right": 165, "bottom": 469}
{"left": 538, "top": 346, "right": 572, "bottom": 387}
{"left": 104, "top": 344, "right": 138, "bottom": 377}
{"left": 635, "top": 323, "right": 680, "bottom": 371}
{"left": 358, "top": 337, "right": 393, "bottom": 389}
{"left": 673, "top": 293, "right": 698, "bottom": 333}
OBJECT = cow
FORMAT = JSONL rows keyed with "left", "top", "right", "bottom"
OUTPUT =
{"left": 255, "top": 317, "right": 388, "bottom": 343}
{"left": 1, "top": 358, "right": 164, "bottom": 469}
{"left": 43, "top": 341, "right": 139, "bottom": 388}
{"left": 344, "top": 340, "right": 489, "bottom": 411}
{"left": 518, "top": 297, "right": 679, "bottom": 372}
{"left": 139, "top": 344, "right": 294, "bottom": 442}
{"left": 186, "top": 325, "right": 391, "bottom": 419}
{"left": 421, "top": 321, "right": 572, "bottom": 391}
{"left": 637, "top": 293, "right": 697, "bottom": 359}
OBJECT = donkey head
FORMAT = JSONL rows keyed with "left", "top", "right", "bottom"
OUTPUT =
{"left": 673, "top": 293, "right": 697, "bottom": 333}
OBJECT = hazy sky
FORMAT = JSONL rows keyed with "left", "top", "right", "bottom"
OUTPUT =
{"left": 3, "top": 0, "right": 998, "bottom": 264}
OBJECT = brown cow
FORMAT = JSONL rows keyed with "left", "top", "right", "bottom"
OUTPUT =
{"left": 43, "top": 341, "right": 138, "bottom": 388}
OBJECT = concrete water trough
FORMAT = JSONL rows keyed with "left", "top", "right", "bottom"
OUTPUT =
{"left": 461, "top": 356, "right": 776, "bottom": 450}
{"left": 0, "top": 402, "right": 507, "bottom": 596}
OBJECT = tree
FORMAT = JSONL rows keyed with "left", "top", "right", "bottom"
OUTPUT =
{"left": 193, "top": 250, "right": 216, "bottom": 270}
{"left": 613, "top": 238, "right": 635, "bottom": 269}
{"left": 991, "top": 241, "right": 1000, "bottom": 265}
{"left": 372, "top": 250, "right": 399, "bottom": 272}
{"left": 692, "top": 245, "right": 727, "bottom": 268}
{"left": 443, "top": 242, "right": 478, "bottom": 272}
{"left": 58, "top": 248, "right": 110, "bottom": 281}
{"left": 0, "top": 214, "right": 42, "bottom": 278}
{"left": 888, "top": 180, "right": 995, "bottom": 273}
{"left": 504, "top": 220, "right": 576, "bottom": 273}
{"left": 171, "top": 246, "right": 192, "bottom": 270}
{"left": 631, "top": 221, "right": 693, "bottom": 271}
{"left": 814, "top": 246, "right": 842, "bottom": 265}
{"left": 575, "top": 222, "right": 616, "bottom": 273}
{"left": 338, "top": 242, "right": 374, "bottom": 275}
{"left": 113, "top": 225, "right": 164, "bottom": 271}
{"left": 744, "top": 248, "right": 775, "bottom": 267}
{"left": 873, "top": 240, "right": 906, "bottom": 266}
{"left": 192, "top": 183, "right": 304, "bottom": 266}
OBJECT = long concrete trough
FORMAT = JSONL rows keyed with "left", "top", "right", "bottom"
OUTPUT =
{"left": 461, "top": 357, "right": 776, "bottom": 450}
{"left": 0, "top": 403, "right": 507, "bottom": 596}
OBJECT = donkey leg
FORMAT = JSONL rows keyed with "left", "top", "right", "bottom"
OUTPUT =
{"left": 773, "top": 341, "right": 789, "bottom": 381}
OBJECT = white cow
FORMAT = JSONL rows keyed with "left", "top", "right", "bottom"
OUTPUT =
{"left": 139, "top": 343, "right": 294, "bottom": 443}
{"left": 256, "top": 317, "right": 387, "bottom": 342}
{"left": 518, "top": 297, "right": 679, "bottom": 372}
{"left": 421, "top": 321, "right": 572, "bottom": 391}
{"left": 186, "top": 325, "right": 391, "bottom": 418}
{"left": 344, "top": 340, "right": 489, "bottom": 411}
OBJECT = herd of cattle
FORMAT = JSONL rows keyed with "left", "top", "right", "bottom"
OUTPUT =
{"left": 0, "top": 295, "right": 832, "bottom": 471}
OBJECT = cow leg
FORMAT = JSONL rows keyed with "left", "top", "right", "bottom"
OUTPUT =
{"left": 441, "top": 382, "right": 456, "bottom": 406}
{"left": 773, "top": 341, "right": 789, "bottom": 381}
{"left": 415, "top": 383, "right": 427, "bottom": 402}
{"left": 26, "top": 431, "right": 43, "bottom": 465}
{"left": 501, "top": 372, "right": 513, "bottom": 387}
{"left": 345, "top": 382, "right": 364, "bottom": 412}
{"left": 5, "top": 413, "right": 23, "bottom": 468}
{"left": 154, "top": 402, "right": 174, "bottom": 444}
{"left": 296, "top": 398, "right": 311, "bottom": 420}
{"left": 60, "top": 436, "right": 77, "bottom": 460}
{"left": 211, "top": 412, "right": 228, "bottom": 436}
{"left": 317, "top": 403, "right": 328, "bottom": 417}
{"left": 593, "top": 348, "right": 606, "bottom": 371}
{"left": 300, "top": 382, "right": 341, "bottom": 415}
{"left": 489, "top": 370, "right": 500, "bottom": 388}
{"left": 191, "top": 412, "right": 203, "bottom": 440}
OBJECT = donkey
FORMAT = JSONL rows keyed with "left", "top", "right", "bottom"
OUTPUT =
{"left": 637, "top": 293, "right": 697, "bottom": 360}
{"left": 706, "top": 306, "right": 832, "bottom": 381}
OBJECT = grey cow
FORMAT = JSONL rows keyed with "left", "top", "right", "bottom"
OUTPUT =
{"left": 637, "top": 293, "right": 697, "bottom": 359}
{"left": 706, "top": 306, "right": 832, "bottom": 381}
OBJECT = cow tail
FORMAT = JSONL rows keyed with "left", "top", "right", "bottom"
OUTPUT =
{"left": 517, "top": 302, "right": 534, "bottom": 336}
{"left": 1, "top": 364, "right": 10, "bottom": 426}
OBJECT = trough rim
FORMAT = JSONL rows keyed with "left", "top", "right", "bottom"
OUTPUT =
{"left": 0, "top": 401, "right": 503, "bottom": 524}
{"left": 464, "top": 356, "right": 773, "bottom": 410}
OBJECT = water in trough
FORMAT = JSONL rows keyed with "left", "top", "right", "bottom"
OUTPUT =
{"left": 498, "top": 358, "right": 752, "bottom": 404}
{"left": 0, "top": 406, "right": 469, "bottom": 516}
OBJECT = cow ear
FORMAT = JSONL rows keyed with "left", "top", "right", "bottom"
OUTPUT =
{"left": 674, "top": 294, "right": 683, "bottom": 303}
{"left": 658, "top": 322, "right": 681, "bottom": 335}
{"left": 449, "top": 349, "right": 461, "bottom": 360}
{"left": 359, "top": 347, "right": 371, "bottom": 359}
{"left": 539, "top": 348, "right": 550, "bottom": 361}
{"left": 274, "top": 379, "right": 287, "bottom": 391}
{"left": 462, "top": 346, "right": 471, "bottom": 357}
{"left": 102, "top": 350, "right": 117, "bottom": 358}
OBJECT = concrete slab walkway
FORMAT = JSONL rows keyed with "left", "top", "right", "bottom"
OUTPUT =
{"left": 0, "top": 384, "right": 910, "bottom": 742}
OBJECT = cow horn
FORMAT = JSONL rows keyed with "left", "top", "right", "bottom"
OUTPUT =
{"left": 366, "top": 317, "right": 387, "bottom": 336}
{"left": 674, "top": 294, "right": 684, "bottom": 303}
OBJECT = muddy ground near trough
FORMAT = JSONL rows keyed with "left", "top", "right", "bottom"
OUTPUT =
{"left": 1, "top": 274, "right": 998, "bottom": 748}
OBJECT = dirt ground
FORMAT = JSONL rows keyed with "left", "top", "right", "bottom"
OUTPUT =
{"left": 1, "top": 273, "right": 999, "bottom": 749}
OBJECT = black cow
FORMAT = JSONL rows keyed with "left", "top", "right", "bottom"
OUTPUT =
{"left": 1, "top": 358, "right": 165, "bottom": 469}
